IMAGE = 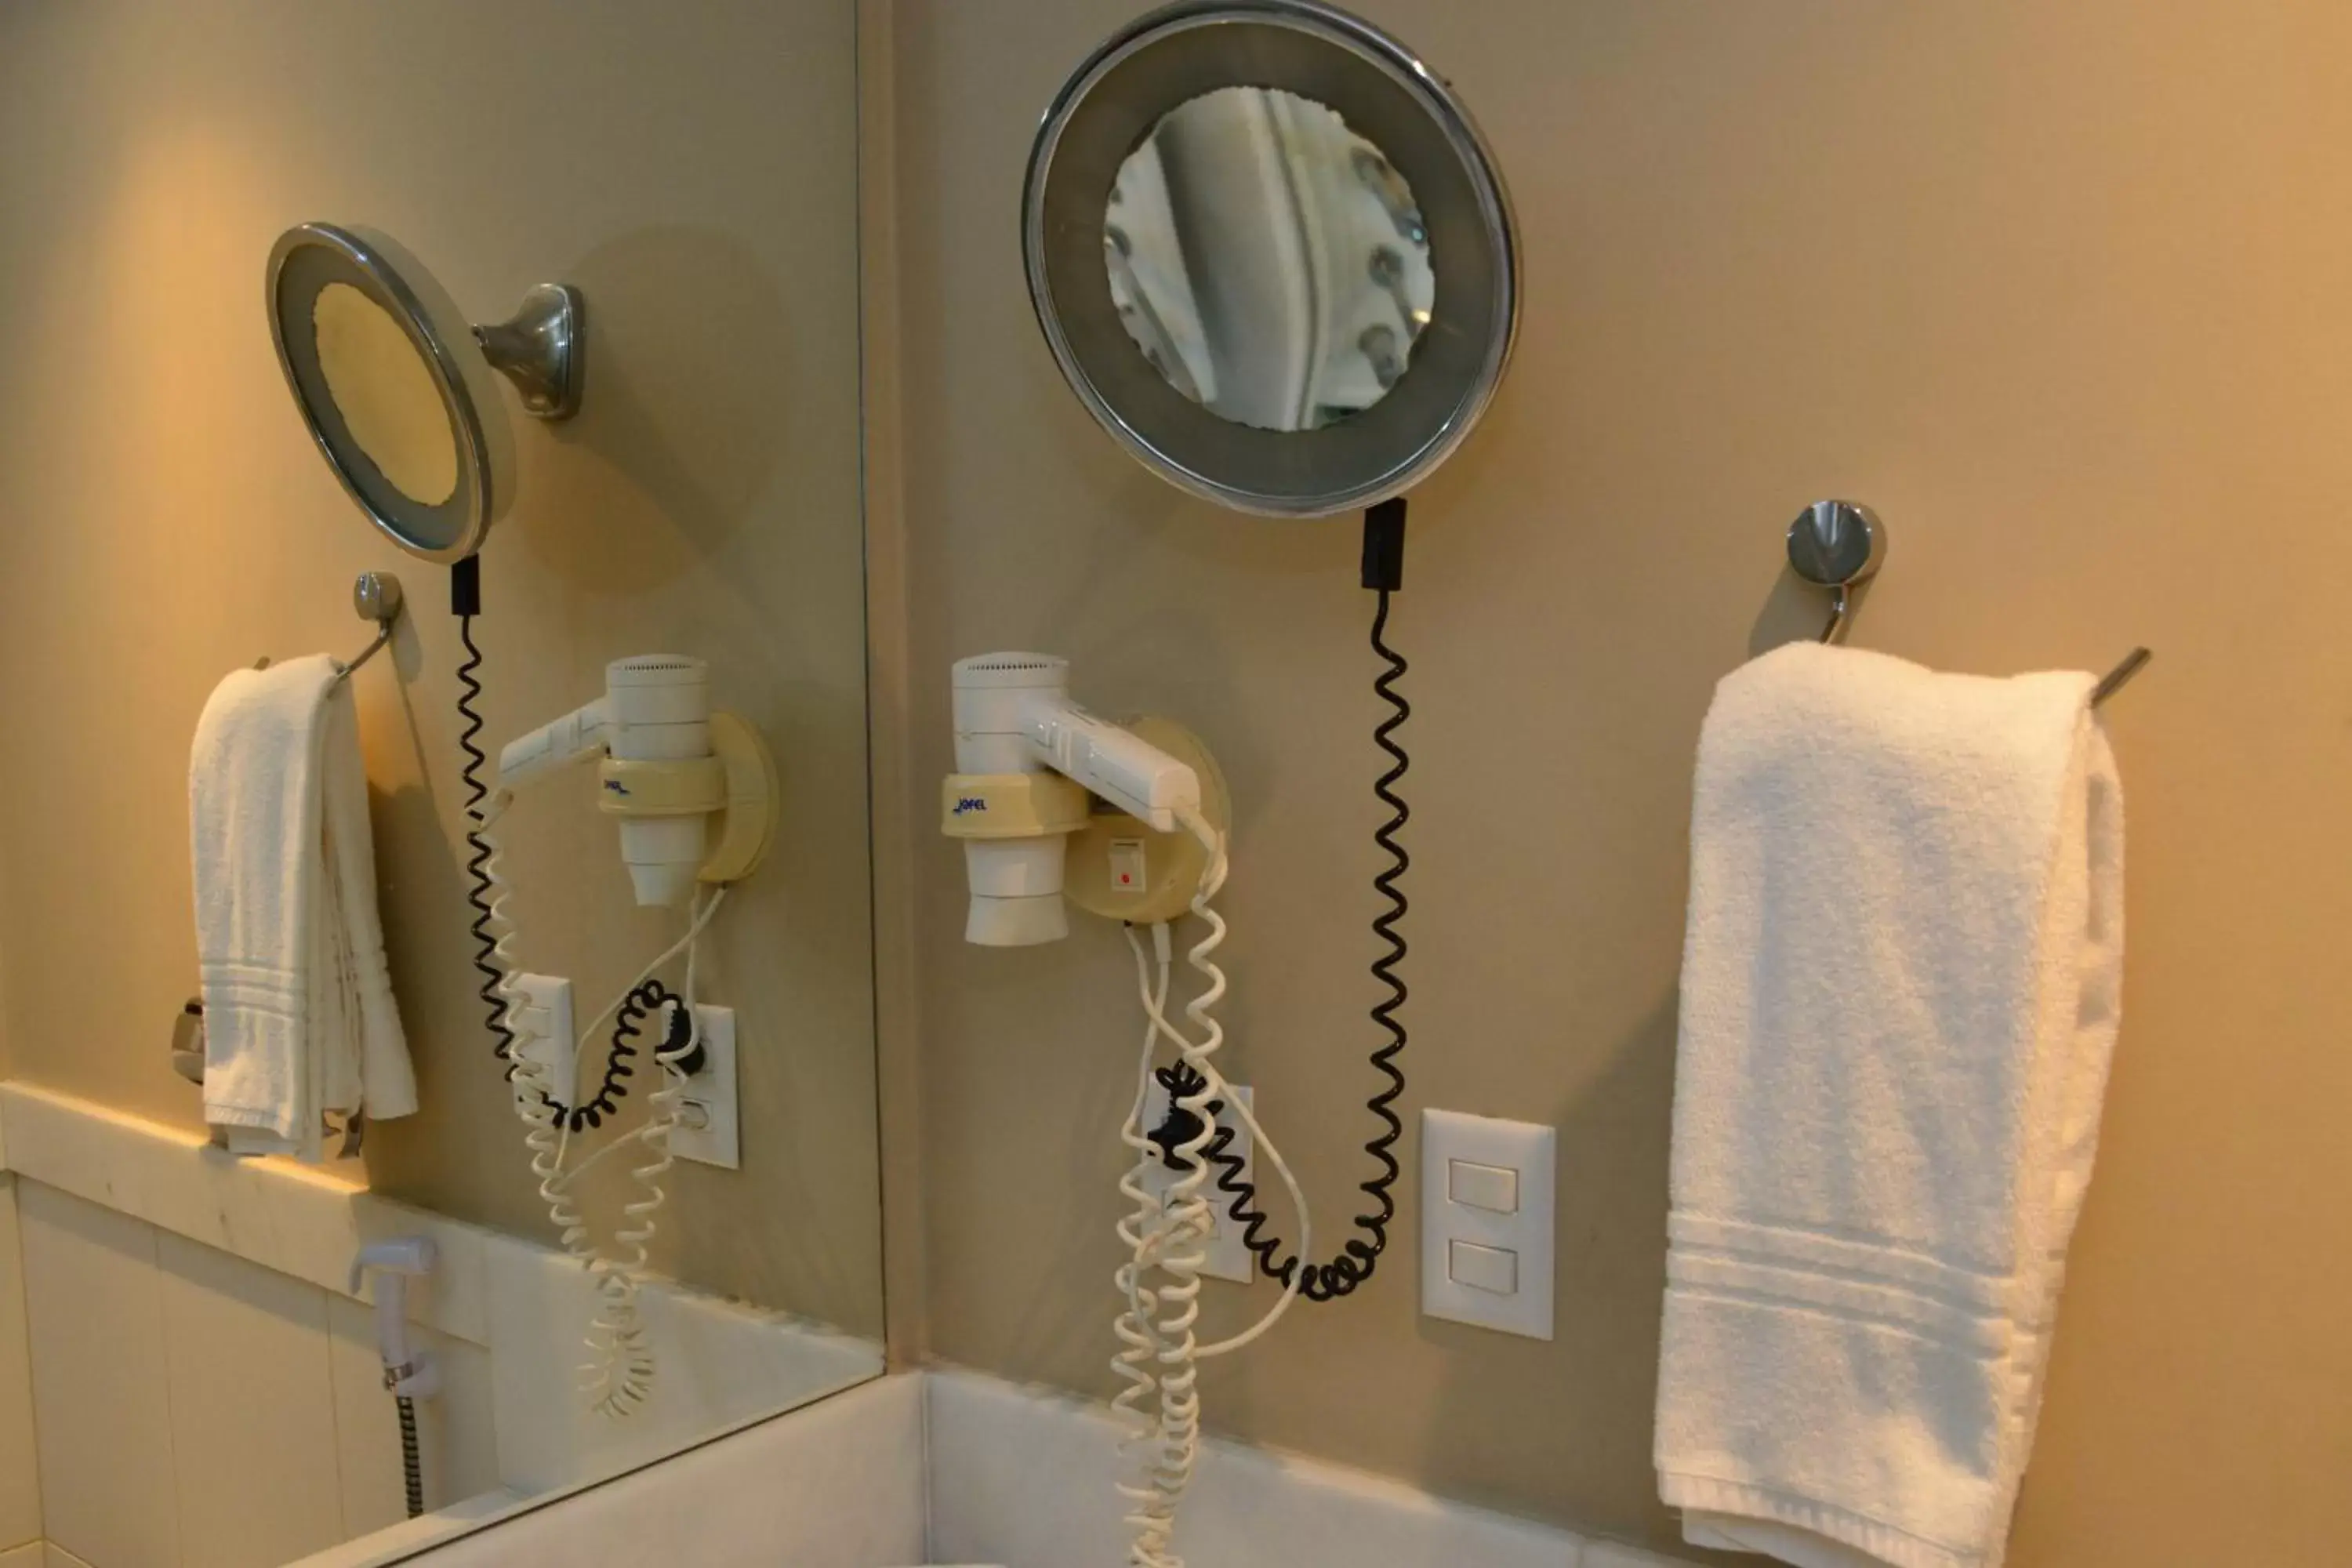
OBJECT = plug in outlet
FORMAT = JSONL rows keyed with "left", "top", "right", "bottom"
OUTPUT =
{"left": 1141, "top": 1077, "right": 1255, "bottom": 1284}
{"left": 509, "top": 974, "right": 576, "bottom": 1113}
{"left": 667, "top": 1004, "right": 738, "bottom": 1169}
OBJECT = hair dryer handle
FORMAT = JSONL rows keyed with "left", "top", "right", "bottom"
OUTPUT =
{"left": 1035, "top": 703, "right": 1202, "bottom": 830}
{"left": 495, "top": 699, "right": 610, "bottom": 793}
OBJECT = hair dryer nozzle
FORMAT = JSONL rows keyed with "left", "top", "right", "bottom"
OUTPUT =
{"left": 961, "top": 838, "right": 1070, "bottom": 946}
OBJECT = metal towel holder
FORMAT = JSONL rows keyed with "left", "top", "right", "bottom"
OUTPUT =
{"left": 1785, "top": 500, "right": 2150, "bottom": 707}
{"left": 255, "top": 572, "right": 405, "bottom": 683}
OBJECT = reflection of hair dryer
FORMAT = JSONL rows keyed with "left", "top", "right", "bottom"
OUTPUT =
{"left": 495, "top": 656, "right": 776, "bottom": 908}
{"left": 945, "top": 654, "right": 1203, "bottom": 946}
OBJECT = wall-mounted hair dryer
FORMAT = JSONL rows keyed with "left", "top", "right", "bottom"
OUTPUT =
{"left": 944, "top": 653, "right": 1210, "bottom": 946}
{"left": 495, "top": 655, "right": 779, "bottom": 906}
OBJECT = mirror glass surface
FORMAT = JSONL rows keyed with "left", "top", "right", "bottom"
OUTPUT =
{"left": 311, "top": 281, "right": 461, "bottom": 506}
{"left": 1107, "top": 85, "right": 1435, "bottom": 432}
{"left": 0, "top": 3, "right": 883, "bottom": 1565}
{"left": 1028, "top": 5, "right": 1518, "bottom": 516}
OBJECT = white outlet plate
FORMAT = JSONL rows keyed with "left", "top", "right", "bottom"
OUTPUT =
{"left": 1140, "top": 1078, "right": 1254, "bottom": 1284}
{"left": 1420, "top": 1108, "right": 1555, "bottom": 1340}
{"left": 669, "top": 1004, "right": 738, "bottom": 1169}
{"left": 510, "top": 974, "right": 576, "bottom": 1113}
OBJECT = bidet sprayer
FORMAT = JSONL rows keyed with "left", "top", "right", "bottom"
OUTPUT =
{"left": 350, "top": 1237, "right": 440, "bottom": 1399}
{"left": 945, "top": 653, "right": 1203, "bottom": 946}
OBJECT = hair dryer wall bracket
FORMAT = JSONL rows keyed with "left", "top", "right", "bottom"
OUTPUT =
{"left": 1062, "top": 717, "right": 1228, "bottom": 927}
{"left": 595, "top": 710, "right": 779, "bottom": 888}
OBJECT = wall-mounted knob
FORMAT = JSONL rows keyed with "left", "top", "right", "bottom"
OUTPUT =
{"left": 1785, "top": 500, "right": 1885, "bottom": 644}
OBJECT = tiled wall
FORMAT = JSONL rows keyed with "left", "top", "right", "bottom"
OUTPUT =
{"left": 384, "top": 1370, "right": 1700, "bottom": 1568}
{"left": 0, "top": 1180, "right": 40, "bottom": 1556}
{"left": 16, "top": 1180, "right": 499, "bottom": 1568}
{"left": 924, "top": 1370, "right": 1698, "bottom": 1568}
{"left": 0, "top": 1085, "right": 885, "bottom": 1568}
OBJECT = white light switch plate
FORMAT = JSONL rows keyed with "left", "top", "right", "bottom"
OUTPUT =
{"left": 668, "top": 1004, "right": 738, "bottom": 1169}
{"left": 1140, "top": 1078, "right": 1254, "bottom": 1283}
{"left": 510, "top": 974, "right": 576, "bottom": 1114}
{"left": 1421, "top": 1109, "right": 1555, "bottom": 1339}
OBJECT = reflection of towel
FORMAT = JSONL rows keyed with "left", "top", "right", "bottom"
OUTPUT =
{"left": 1657, "top": 642, "right": 2125, "bottom": 1568}
{"left": 191, "top": 655, "right": 415, "bottom": 1161}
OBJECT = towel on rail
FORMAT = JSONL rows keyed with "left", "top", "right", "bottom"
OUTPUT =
{"left": 1657, "top": 641, "right": 2125, "bottom": 1568}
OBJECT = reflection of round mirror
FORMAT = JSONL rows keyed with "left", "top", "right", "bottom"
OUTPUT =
{"left": 1028, "top": 0, "right": 1516, "bottom": 517}
{"left": 268, "top": 224, "right": 509, "bottom": 563}
{"left": 1106, "top": 85, "right": 1436, "bottom": 432}
{"left": 310, "top": 282, "right": 462, "bottom": 506}
{"left": 268, "top": 224, "right": 582, "bottom": 564}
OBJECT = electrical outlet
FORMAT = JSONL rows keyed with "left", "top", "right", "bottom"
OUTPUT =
{"left": 668, "top": 1004, "right": 738, "bottom": 1168}
{"left": 1141, "top": 1078, "right": 1255, "bottom": 1284}
{"left": 509, "top": 974, "right": 576, "bottom": 1113}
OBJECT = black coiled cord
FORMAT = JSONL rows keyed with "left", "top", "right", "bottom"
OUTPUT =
{"left": 456, "top": 612, "right": 514, "bottom": 1069}
{"left": 1196, "top": 499, "right": 1414, "bottom": 1302}
{"left": 396, "top": 1394, "right": 424, "bottom": 1519}
{"left": 561, "top": 978, "right": 684, "bottom": 1132}
{"left": 453, "top": 576, "right": 670, "bottom": 1127}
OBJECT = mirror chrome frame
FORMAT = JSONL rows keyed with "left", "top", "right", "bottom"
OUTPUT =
{"left": 1023, "top": 0, "right": 1519, "bottom": 517}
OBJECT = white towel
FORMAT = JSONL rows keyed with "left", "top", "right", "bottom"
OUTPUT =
{"left": 1656, "top": 641, "right": 2125, "bottom": 1568}
{"left": 191, "top": 655, "right": 416, "bottom": 1160}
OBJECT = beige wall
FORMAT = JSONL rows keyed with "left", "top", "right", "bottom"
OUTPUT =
{"left": 0, "top": 0, "right": 884, "bottom": 1341}
{"left": 889, "top": 1, "right": 2352, "bottom": 1561}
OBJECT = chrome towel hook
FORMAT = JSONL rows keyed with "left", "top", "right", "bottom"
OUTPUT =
{"left": 1779, "top": 499, "right": 2150, "bottom": 706}
{"left": 253, "top": 571, "right": 404, "bottom": 684}
{"left": 1786, "top": 499, "right": 1885, "bottom": 644}
{"left": 2089, "top": 645, "right": 2152, "bottom": 708}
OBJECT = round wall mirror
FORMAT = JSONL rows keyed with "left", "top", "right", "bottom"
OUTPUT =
{"left": 1026, "top": 0, "right": 1517, "bottom": 516}
{"left": 267, "top": 223, "right": 583, "bottom": 563}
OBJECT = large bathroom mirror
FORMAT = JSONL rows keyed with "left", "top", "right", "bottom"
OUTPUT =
{"left": 1025, "top": 0, "right": 1519, "bottom": 515}
{"left": 0, "top": 5, "right": 883, "bottom": 1567}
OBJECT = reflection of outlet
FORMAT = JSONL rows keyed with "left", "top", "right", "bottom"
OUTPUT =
{"left": 1142, "top": 1079, "right": 1255, "bottom": 1284}
{"left": 510, "top": 974, "right": 576, "bottom": 1112}
{"left": 668, "top": 1004, "right": 738, "bottom": 1169}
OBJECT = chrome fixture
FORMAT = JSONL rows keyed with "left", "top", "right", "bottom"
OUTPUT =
{"left": 267, "top": 223, "right": 585, "bottom": 563}
{"left": 1784, "top": 499, "right": 2150, "bottom": 704}
{"left": 1786, "top": 499, "right": 1885, "bottom": 645}
{"left": 252, "top": 571, "right": 405, "bottom": 687}
{"left": 1024, "top": 0, "right": 1519, "bottom": 516}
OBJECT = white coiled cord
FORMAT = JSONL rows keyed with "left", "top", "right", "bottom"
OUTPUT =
{"left": 476, "top": 791, "right": 726, "bottom": 1420}
{"left": 1110, "top": 809, "right": 1311, "bottom": 1568}
{"left": 583, "top": 884, "right": 722, "bottom": 1417}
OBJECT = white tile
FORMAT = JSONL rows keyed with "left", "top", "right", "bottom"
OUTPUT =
{"left": 281, "top": 1490, "right": 523, "bottom": 1568}
{"left": 479, "top": 1230, "right": 609, "bottom": 1494}
{"left": 156, "top": 1231, "right": 347, "bottom": 1568}
{"left": 0, "top": 1085, "right": 492, "bottom": 1347}
{"left": 479, "top": 1231, "right": 882, "bottom": 1497}
{"left": 1585, "top": 1544, "right": 1703, "bottom": 1568}
{"left": 0, "top": 1181, "right": 43, "bottom": 1552}
{"left": 17, "top": 1181, "right": 180, "bottom": 1568}
{"left": 328, "top": 1293, "right": 500, "bottom": 1534}
{"left": 391, "top": 1375, "right": 923, "bottom": 1568}
{"left": 633, "top": 1276, "right": 883, "bottom": 1435}
{"left": 927, "top": 1369, "right": 1586, "bottom": 1568}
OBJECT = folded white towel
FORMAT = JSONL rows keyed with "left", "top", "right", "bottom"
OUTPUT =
{"left": 191, "top": 655, "right": 416, "bottom": 1160}
{"left": 1656, "top": 641, "right": 2125, "bottom": 1568}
